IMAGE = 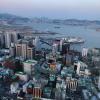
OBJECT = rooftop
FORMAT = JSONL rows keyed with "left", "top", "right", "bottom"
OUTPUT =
{"left": 24, "top": 59, "right": 37, "bottom": 64}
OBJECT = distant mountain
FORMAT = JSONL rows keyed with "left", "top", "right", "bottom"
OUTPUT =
{"left": 0, "top": 13, "right": 19, "bottom": 19}
{"left": 0, "top": 13, "right": 100, "bottom": 26}
{"left": 0, "top": 13, "right": 30, "bottom": 25}
{"left": 31, "top": 17, "right": 100, "bottom": 26}
{"left": 65, "top": 19, "right": 100, "bottom": 26}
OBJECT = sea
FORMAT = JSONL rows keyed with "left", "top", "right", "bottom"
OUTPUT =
{"left": 28, "top": 22, "right": 100, "bottom": 49}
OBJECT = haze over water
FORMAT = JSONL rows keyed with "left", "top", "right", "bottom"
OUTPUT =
{"left": 30, "top": 22, "right": 100, "bottom": 48}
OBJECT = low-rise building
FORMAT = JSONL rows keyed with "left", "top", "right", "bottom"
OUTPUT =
{"left": 15, "top": 72, "right": 28, "bottom": 81}
{"left": 10, "top": 82, "right": 19, "bottom": 94}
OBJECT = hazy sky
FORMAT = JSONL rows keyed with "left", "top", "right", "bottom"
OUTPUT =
{"left": 0, "top": 0, "right": 100, "bottom": 19}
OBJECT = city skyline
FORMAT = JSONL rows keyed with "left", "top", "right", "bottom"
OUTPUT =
{"left": 0, "top": 0, "right": 100, "bottom": 20}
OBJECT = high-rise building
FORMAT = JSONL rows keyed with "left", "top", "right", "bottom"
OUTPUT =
{"left": 4, "top": 32, "right": 11, "bottom": 48}
{"left": 21, "top": 44, "right": 27, "bottom": 59}
{"left": 0, "top": 34, "right": 5, "bottom": 48}
{"left": 52, "top": 43, "right": 58, "bottom": 56}
{"left": 15, "top": 44, "right": 22, "bottom": 57}
{"left": 10, "top": 43, "right": 16, "bottom": 57}
{"left": 27, "top": 46, "right": 33, "bottom": 59}
{"left": 4, "top": 31, "right": 18, "bottom": 48}
{"left": 16, "top": 43, "right": 33, "bottom": 59}
{"left": 15, "top": 43, "right": 33, "bottom": 59}
{"left": 59, "top": 39, "right": 63, "bottom": 52}
{"left": 33, "top": 36, "right": 40, "bottom": 51}
{"left": 63, "top": 54, "right": 72, "bottom": 65}
{"left": 61, "top": 43, "right": 70, "bottom": 55}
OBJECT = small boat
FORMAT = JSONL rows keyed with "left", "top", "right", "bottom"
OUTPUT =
{"left": 54, "top": 26, "right": 61, "bottom": 28}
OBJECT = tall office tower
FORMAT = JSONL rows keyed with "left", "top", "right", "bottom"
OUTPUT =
{"left": 59, "top": 39, "right": 63, "bottom": 52}
{"left": 10, "top": 43, "right": 15, "bottom": 57}
{"left": 0, "top": 34, "right": 5, "bottom": 48}
{"left": 27, "top": 46, "right": 33, "bottom": 59}
{"left": 21, "top": 44, "right": 27, "bottom": 59}
{"left": 11, "top": 31, "right": 18, "bottom": 43}
{"left": 33, "top": 36, "right": 40, "bottom": 51}
{"left": 4, "top": 31, "right": 18, "bottom": 48}
{"left": 52, "top": 43, "right": 58, "bottom": 56}
{"left": 4, "top": 32, "right": 11, "bottom": 48}
{"left": 61, "top": 43, "right": 70, "bottom": 55}
{"left": 15, "top": 44, "right": 22, "bottom": 57}
{"left": 63, "top": 54, "right": 72, "bottom": 65}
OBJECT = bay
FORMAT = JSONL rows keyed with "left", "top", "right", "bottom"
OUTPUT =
{"left": 29, "top": 22, "right": 100, "bottom": 48}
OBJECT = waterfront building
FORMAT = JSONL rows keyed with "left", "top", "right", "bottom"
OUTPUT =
{"left": 33, "top": 36, "right": 41, "bottom": 51}
{"left": 82, "top": 48, "right": 88, "bottom": 57}
{"left": 59, "top": 39, "right": 63, "bottom": 52}
{"left": 61, "top": 42, "right": 70, "bottom": 55}
{"left": 91, "top": 48, "right": 100, "bottom": 56}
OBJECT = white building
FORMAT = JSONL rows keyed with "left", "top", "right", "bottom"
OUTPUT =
{"left": 10, "top": 82, "right": 19, "bottom": 94}
{"left": 23, "top": 60, "right": 37, "bottom": 75}
{"left": 82, "top": 48, "right": 88, "bottom": 57}
{"left": 5, "top": 32, "right": 11, "bottom": 48}
{"left": 33, "top": 36, "right": 40, "bottom": 50}
{"left": 59, "top": 39, "right": 63, "bottom": 52}
{"left": 74, "top": 61, "right": 88, "bottom": 75}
